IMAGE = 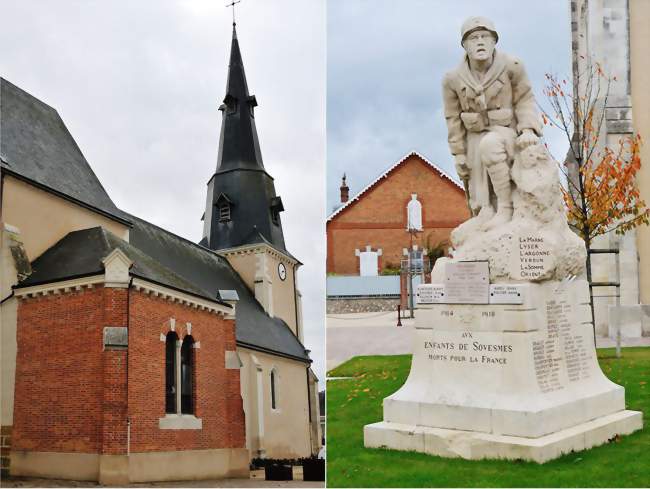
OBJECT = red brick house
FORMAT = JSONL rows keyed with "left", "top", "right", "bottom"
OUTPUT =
{"left": 327, "top": 151, "right": 471, "bottom": 276}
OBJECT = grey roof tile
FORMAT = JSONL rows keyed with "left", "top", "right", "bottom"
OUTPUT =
{"left": 0, "top": 78, "right": 128, "bottom": 225}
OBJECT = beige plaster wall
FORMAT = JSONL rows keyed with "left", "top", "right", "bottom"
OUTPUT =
{"left": 225, "top": 249, "right": 300, "bottom": 337}
{"left": 266, "top": 252, "right": 299, "bottom": 336}
{"left": 225, "top": 253, "right": 256, "bottom": 292}
{"left": 238, "top": 347, "right": 313, "bottom": 460}
{"left": 1, "top": 176, "right": 129, "bottom": 260}
{"left": 630, "top": 0, "right": 650, "bottom": 304}
{"left": 10, "top": 449, "right": 249, "bottom": 483}
{"left": 1, "top": 175, "right": 130, "bottom": 426}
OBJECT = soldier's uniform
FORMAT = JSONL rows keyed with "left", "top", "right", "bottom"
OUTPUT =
{"left": 442, "top": 18, "right": 541, "bottom": 224}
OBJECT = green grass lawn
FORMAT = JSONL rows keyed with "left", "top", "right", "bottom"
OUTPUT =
{"left": 326, "top": 348, "right": 650, "bottom": 488}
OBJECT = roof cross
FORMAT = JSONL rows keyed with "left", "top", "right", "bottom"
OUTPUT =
{"left": 226, "top": 0, "right": 241, "bottom": 25}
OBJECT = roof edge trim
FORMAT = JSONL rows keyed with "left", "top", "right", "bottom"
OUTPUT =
{"left": 237, "top": 341, "right": 311, "bottom": 364}
{"left": 14, "top": 274, "right": 105, "bottom": 295}
{"left": 131, "top": 277, "right": 232, "bottom": 315}
{"left": 327, "top": 150, "right": 463, "bottom": 221}
{"left": 218, "top": 241, "right": 301, "bottom": 266}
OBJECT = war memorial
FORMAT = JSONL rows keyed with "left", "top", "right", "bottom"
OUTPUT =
{"left": 363, "top": 16, "right": 643, "bottom": 463}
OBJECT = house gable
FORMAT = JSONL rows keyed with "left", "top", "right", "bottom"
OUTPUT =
{"left": 329, "top": 152, "right": 468, "bottom": 228}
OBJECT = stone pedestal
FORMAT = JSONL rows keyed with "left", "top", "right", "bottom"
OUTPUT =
{"left": 364, "top": 279, "right": 643, "bottom": 463}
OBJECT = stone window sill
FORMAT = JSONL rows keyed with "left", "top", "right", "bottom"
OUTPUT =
{"left": 158, "top": 414, "right": 202, "bottom": 430}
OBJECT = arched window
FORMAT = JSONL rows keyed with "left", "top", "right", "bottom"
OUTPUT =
{"left": 165, "top": 332, "right": 178, "bottom": 414}
{"left": 270, "top": 368, "right": 278, "bottom": 410}
{"left": 180, "top": 336, "right": 195, "bottom": 414}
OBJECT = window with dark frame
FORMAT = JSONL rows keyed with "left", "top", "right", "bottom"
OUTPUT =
{"left": 165, "top": 332, "right": 178, "bottom": 414}
{"left": 270, "top": 369, "right": 277, "bottom": 410}
{"left": 180, "top": 336, "right": 194, "bottom": 415}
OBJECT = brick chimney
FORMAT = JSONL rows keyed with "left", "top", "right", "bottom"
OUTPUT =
{"left": 340, "top": 173, "right": 349, "bottom": 203}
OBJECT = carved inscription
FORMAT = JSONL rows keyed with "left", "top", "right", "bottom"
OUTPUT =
{"left": 533, "top": 294, "right": 593, "bottom": 393}
{"left": 533, "top": 338, "right": 562, "bottom": 393}
{"left": 444, "top": 261, "right": 489, "bottom": 304}
{"left": 424, "top": 332, "right": 513, "bottom": 365}
{"left": 416, "top": 284, "right": 445, "bottom": 304}
{"left": 510, "top": 235, "right": 553, "bottom": 280}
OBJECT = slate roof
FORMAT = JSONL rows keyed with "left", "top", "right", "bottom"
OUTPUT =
{"left": 18, "top": 226, "right": 219, "bottom": 303}
{"left": 121, "top": 214, "right": 310, "bottom": 362}
{"left": 0, "top": 78, "right": 129, "bottom": 225}
{"left": 16, "top": 219, "right": 310, "bottom": 363}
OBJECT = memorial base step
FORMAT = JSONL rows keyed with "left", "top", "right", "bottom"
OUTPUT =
{"left": 364, "top": 409, "right": 642, "bottom": 463}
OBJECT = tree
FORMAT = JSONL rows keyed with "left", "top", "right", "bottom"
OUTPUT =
{"left": 540, "top": 62, "right": 649, "bottom": 290}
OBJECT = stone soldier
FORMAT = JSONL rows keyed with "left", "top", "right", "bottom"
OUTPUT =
{"left": 442, "top": 16, "right": 541, "bottom": 232}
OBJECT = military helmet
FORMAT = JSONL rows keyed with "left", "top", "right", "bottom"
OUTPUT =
{"left": 460, "top": 16, "right": 499, "bottom": 45}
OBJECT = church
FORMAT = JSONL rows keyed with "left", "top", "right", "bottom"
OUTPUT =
{"left": 0, "top": 24, "right": 320, "bottom": 484}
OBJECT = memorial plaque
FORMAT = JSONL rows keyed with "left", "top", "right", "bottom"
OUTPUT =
{"left": 489, "top": 284, "right": 524, "bottom": 304}
{"left": 416, "top": 284, "right": 445, "bottom": 304}
{"left": 103, "top": 326, "right": 128, "bottom": 349}
{"left": 444, "top": 261, "right": 489, "bottom": 304}
{"left": 510, "top": 233, "right": 553, "bottom": 280}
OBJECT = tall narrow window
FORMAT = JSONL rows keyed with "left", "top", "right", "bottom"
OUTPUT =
{"left": 165, "top": 332, "right": 178, "bottom": 414}
{"left": 180, "top": 336, "right": 194, "bottom": 414}
{"left": 270, "top": 369, "right": 278, "bottom": 410}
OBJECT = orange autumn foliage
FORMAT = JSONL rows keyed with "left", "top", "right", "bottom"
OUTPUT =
{"left": 541, "top": 66, "right": 650, "bottom": 245}
{"left": 562, "top": 134, "right": 649, "bottom": 241}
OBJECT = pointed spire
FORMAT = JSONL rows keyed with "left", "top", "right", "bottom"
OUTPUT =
{"left": 202, "top": 21, "right": 286, "bottom": 253}
{"left": 215, "top": 22, "right": 264, "bottom": 173}
{"left": 225, "top": 23, "right": 248, "bottom": 99}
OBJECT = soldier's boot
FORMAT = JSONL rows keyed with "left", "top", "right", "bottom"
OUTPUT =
{"left": 482, "top": 161, "right": 513, "bottom": 231}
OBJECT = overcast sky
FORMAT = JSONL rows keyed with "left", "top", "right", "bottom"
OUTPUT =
{"left": 0, "top": 1, "right": 326, "bottom": 381}
{"left": 327, "top": 0, "right": 573, "bottom": 211}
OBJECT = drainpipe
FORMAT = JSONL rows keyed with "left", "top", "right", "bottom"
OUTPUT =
{"left": 305, "top": 367, "right": 314, "bottom": 455}
{"left": 293, "top": 263, "right": 300, "bottom": 340}
{"left": 126, "top": 277, "right": 133, "bottom": 457}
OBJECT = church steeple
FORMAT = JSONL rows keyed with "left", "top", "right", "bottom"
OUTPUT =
{"left": 216, "top": 24, "right": 264, "bottom": 173}
{"left": 201, "top": 23, "right": 287, "bottom": 252}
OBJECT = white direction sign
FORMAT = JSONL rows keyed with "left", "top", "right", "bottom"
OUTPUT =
{"left": 416, "top": 284, "right": 445, "bottom": 304}
{"left": 489, "top": 284, "right": 525, "bottom": 304}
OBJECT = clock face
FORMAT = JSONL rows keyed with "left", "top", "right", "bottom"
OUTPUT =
{"left": 278, "top": 262, "right": 287, "bottom": 281}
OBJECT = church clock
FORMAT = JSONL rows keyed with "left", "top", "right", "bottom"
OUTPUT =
{"left": 278, "top": 262, "right": 287, "bottom": 281}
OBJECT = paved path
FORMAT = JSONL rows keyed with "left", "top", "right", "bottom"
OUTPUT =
{"left": 326, "top": 311, "right": 414, "bottom": 371}
{"left": 326, "top": 311, "right": 650, "bottom": 372}
{"left": 2, "top": 476, "right": 323, "bottom": 488}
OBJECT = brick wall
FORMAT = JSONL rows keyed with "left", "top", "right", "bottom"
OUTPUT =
{"left": 12, "top": 284, "right": 245, "bottom": 459}
{"left": 327, "top": 154, "right": 471, "bottom": 275}
{"left": 127, "top": 290, "right": 245, "bottom": 452}
{"left": 13, "top": 286, "right": 106, "bottom": 453}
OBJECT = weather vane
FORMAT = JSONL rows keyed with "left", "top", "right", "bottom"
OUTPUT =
{"left": 226, "top": 0, "right": 241, "bottom": 25}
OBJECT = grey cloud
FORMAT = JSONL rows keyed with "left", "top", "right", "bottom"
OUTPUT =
{"left": 327, "top": 0, "right": 572, "bottom": 210}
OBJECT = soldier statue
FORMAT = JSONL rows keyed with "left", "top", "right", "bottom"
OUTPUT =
{"left": 443, "top": 16, "right": 541, "bottom": 234}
